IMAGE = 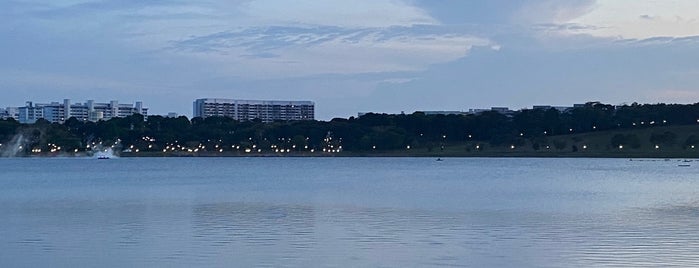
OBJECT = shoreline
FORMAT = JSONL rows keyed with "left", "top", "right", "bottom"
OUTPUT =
{"left": 11, "top": 150, "right": 699, "bottom": 159}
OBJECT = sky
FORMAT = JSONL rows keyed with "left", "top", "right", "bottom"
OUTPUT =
{"left": 1, "top": 0, "right": 699, "bottom": 120}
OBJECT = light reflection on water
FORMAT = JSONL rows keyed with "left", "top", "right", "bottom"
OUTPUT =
{"left": 1, "top": 157, "right": 699, "bottom": 267}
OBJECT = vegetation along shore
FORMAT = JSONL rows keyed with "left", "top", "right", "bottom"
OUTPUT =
{"left": 2, "top": 102, "right": 699, "bottom": 158}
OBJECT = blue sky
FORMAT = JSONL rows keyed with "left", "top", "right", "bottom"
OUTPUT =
{"left": 1, "top": 0, "right": 699, "bottom": 119}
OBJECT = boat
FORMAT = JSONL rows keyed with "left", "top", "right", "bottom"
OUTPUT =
{"left": 97, "top": 156, "right": 110, "bottom": 160}
{"left": 678, "top": 164, "right": 690, "bottom": 167}
{"left": 436, "top": 158, "right": 443, "bottom": 161}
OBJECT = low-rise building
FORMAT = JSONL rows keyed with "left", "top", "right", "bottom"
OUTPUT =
{"left": 418, "top": 111, "right": 467, "bottom": 116}
{"left": 468, "top": 107, "right": 514, "bottom": 116}
{"left": 532, "top": 105, "right": 573, "bottom": 112}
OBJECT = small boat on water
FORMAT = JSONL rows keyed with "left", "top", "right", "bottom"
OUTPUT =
{"left": 436, "top": 158, "right": 443, "bottom": 161}
{"left": 678, "top": 164, "right": 691, "bottom": 167}
{"left": 97, "top": 156, "right": 110, "bottom": 160}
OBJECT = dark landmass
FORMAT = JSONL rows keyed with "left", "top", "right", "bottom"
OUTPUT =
{"left": 3, "top": 101, "right": 699, "bottom": 158}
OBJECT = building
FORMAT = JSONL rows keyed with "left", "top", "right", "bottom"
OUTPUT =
{"left": 193, "top": 98, "right": 314, "bottom": 122}
{"left": 418, "top": 111, "right": 467, "bottom": 116}
{"left": 0, "top": 107, "right": 19, "bottom": 120}
{"left": 17, "top": 99, "right": 147, "bottom": 124}
{"left": 532, "top": 105, "right": 573, "bottom": 112}
{"left": 467, "top": 107, "right": 514, "bottom": 115}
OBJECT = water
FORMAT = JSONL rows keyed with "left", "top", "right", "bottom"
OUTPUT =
{"left": 1, "top": 157, "right": 699, "bottom": 267}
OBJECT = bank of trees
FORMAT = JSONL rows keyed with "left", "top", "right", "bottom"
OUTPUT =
{"left": 3, "top": 101, "right": 699, "bottom": 154}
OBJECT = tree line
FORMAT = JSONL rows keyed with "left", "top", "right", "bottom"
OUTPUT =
{"left": 2, "top": 101, "right": 699, "bottom": 155}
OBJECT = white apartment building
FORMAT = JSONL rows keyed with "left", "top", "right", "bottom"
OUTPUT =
{"left": 17, "top": 99, "right": 147, "bottom": 124}
{"left": 0, "top": 107, "right": 19, "bottom": 120}
{"left": 193, "top": 98, "right": 314, "bottom": 122}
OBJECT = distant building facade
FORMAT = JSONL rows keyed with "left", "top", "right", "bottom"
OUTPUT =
{"left": 193, "top": 98, "right": 315, "bottom": 122}
{"left": 532, "top": 105, "right": 573, "bottom": 112}
{"left": 357, "top": 103, "right": 610, "bottom": 119}
{"left": 359, "top": 108, "right": 513, "bottom": 117}
{"left": 0, "top": 107, "right": 19, "bottom": 120}
{"left": 16, "top": 99, "right": 147, "bottom": 124}
{"left": 467, "top": 107, "right": 514, "bottom": 116}
{"left": 418, "top": 111, "right": 467, "bottom": 116}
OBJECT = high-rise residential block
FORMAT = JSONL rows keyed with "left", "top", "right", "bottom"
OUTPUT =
{"left": 193, "top": 98, "right": 314, "bottom": 122}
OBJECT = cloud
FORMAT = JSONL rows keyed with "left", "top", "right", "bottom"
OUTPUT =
{"left": 561, "top": 0, "right": 699, "bottom": 39}
{"left": 534, "top": 23, "right": 603, "bottom": 32}
{"left": 2, "top": 0, "right": 491, "bottom": 78}
{"left": 243, "top": 0, "right": 438, "bottom": 28}
{"left": 514, "top": 0, "right": 596, "bottom": 24}
{"left": 169, "top": 26, "right": 495, "bottom": 77}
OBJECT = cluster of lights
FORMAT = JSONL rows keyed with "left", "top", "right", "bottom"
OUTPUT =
{"left": 158, "top": 140, "right": 330, "bottom": 154}
{"left": 126, "top": 145, "right": 141, "bottom": 153}
{"left": 164, "top": 143, "right": 196, "bottom": 153}
{"left": 322, "top": 135, "right": 342, "bottom": 153}
{"left": 86, "top": 141, "right": 108, "bottom": 150}
{"left": 322, "top": 147, "right": 342, "bottom": 153}
{"left": 46, "top": 143, "right": 62, "bottom": 153}
{"left": 631, "top": 119, "right": 669, "bottom": 127}
{"left": 27, "top": 143, "right": 82, "bottom": 154}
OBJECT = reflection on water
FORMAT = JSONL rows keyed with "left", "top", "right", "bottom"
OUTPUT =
{"left": 1, "top": 158, "right": 699, "bottom": 267}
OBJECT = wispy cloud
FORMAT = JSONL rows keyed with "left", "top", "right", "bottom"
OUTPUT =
{"left": 2, "top": 0, "right": 491, "bottom": 78}
{"left": 533, "top": 23, "right": 604, "bottom": 32}
{"left": 243, "top": 0, "right": 438, "bottom": 28}
{"left": 168, "top": 25, "right": 495, "bottom": 76}
{"left": 561, "top": 0, "right": 699, "bottom": 39}
{"left": 514, "top": 0, "right": 596, "bottom": 24}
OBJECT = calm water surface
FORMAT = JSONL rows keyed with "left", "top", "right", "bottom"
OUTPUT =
{"left": 1, "top": 157, "right": 699, "bottom": 267}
